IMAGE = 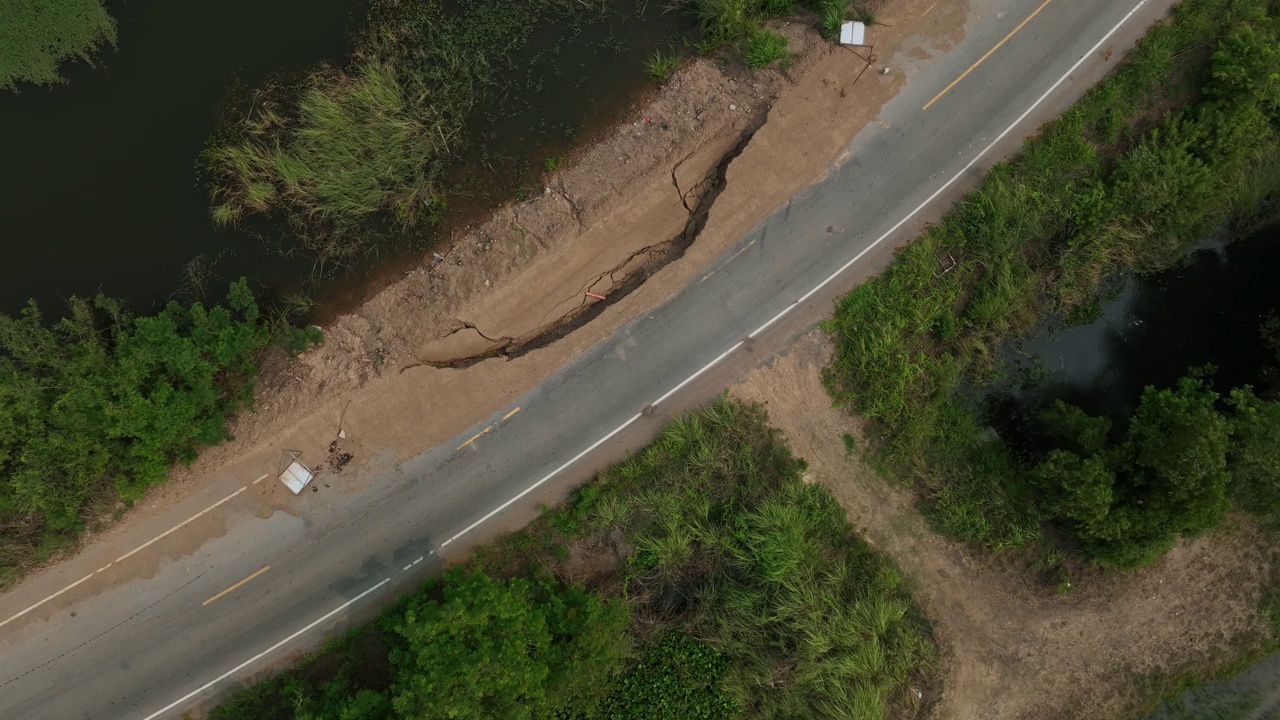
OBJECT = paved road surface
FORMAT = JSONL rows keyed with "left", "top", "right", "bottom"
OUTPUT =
{"left": 0, "top": 0, "right": 1177, "bottom": 716}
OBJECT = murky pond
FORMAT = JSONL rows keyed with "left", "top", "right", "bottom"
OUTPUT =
{"left": 993, "top": 228, "right": 1280, "bottom": 428}
{"left": 0, "top": 0, "right": 689, "bottom": 317}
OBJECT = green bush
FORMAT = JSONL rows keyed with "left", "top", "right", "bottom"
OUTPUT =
{"left": 214, "top": 401, "right": 934, "bottom": 720}
{"left": 388, "top": 568, "right": 631, "bottom": 720}
{"left": 0, "top": 0, "right": 116, "bottom": 91}
{"left": 584, "top": 400, "right": 935, "bottom": 719}
{"left": 0, "top": 280, "right": 270, "bottom": 586}
{"left": 1030, "top": 376, "right": 1233, "bottom": 567}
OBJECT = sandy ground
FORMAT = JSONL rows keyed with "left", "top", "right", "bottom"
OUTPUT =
{"left": 730, "top": 330, "right": 1278, "bottom": 720}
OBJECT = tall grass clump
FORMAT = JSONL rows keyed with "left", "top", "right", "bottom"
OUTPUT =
{"left": 645, "top": 49, "right": 682, "bottom": 83}
{"left": 572, "top": 399, "right": 935, "bottom": 719}
{"left": 0, "top": 0, "right": 116, "bottom": 91}
{"left": 743, "top": 27, "right": 790, "bottom": 68}
{"left": 204, "top": 0, "right": 512, "bottom": 267}
{"left": 823, "top": 0, "right": 1280, "bottom": 554}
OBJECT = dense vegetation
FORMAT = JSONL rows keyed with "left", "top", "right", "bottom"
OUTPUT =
{"left": 213, "top": 400, "right": 934, "bottom": 720}
{"left": 0, "top": 0, "right": 116, "bottom": 91}
{"left": 0, "top": 281, "right": 274, "bottom": 587}
{"left": 823, "top": 0, "right": 1280, "bottom": 561}
{"left": 1027, "top": 375, "right": 1280, "bottom": 567}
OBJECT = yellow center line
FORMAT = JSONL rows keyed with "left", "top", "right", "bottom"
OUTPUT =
{"left": 923, "top": 0, "right": 1054, "bottom": 111}
{"left": 202, "top": 566, "right": 270, "bottom": 606}
{"left": 457, "top": 407, "right": 522, "bottom": 450}
{"left": 456, "top": 425, "right": 492, "bottom": 451}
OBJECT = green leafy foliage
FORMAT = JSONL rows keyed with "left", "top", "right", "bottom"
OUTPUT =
{"left": 216, "top": 401, "right": 932, "bottom": 720}
{"left": 1031, "top": 377, "right": 1233, "bottom": 567}
{"left": 1227, "top": 386, "right": 1280, "bottom": 527}
{"left": 592, "top": 633, "right": 737, "bottom": 720}
{"left": 205, "top": 0, "right": 564, "bottom": 265}
{"left": 205, "top": 0, "right": 481, "bottom": 265}
{"left": 0, "top": 0, "right": 116, "bottom": 91}
{"left": 0, "top": 280, "right": 269, "bottom": 585}
{"left": 387, "top": 568, "right": 631, "bottom": 720}
{"left": 823, "top": 0, "right": 1280, "bottom": 553}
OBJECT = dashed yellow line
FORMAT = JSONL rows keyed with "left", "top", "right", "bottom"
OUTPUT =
{"left": 923, "top": 0, "right": 1054, "bottom": 111}
{"left": 203, "top": 566, "right": 270, "bottom": 606}
{"left": 457, "top": 407, "right": 521, "bottom": 450}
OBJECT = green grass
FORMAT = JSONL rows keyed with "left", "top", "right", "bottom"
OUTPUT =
{"left": 742, "top": 28, "right": 789, "bottom": 69}
{"left": 0, "top": 0, "right": 116, "bottom": 91}
{"left": 646, "top": 49, "right": 682, "bottom": 83}
{"left": 822, "top": 0, "right": 1280, "bottom": 551}
{"left": 506, "top": 399, "right": 936, "bottom": 719}
{"left": 204, "top": 0, "right": 481, "bottom": 267}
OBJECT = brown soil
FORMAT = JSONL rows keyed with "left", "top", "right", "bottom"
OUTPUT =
{"left": 729, "top": 329, "right": 1278, "bottom": 720}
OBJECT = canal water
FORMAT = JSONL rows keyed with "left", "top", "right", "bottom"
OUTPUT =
{"left": 994, "top": 228, "right": 1280, "bottom": 429}
{"left": 0, "top": 0, "right": 688, "bottom": 317}
{"left": 990, "top": 225, "right": 1280, "bottom": 718}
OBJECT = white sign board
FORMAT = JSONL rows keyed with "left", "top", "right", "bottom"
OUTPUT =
{"left": 279, "top": 460, "right": 314, "bottom": 495}
{"left": 839, "top": 21, "right": 866, "bottom": 46}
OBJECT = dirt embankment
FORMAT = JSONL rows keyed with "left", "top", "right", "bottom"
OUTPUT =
{"left": 731, "top": 330, "right": 1278, "bottom": 720}
{"left": 163, "top": 0, "right": 967, "bottom": 496}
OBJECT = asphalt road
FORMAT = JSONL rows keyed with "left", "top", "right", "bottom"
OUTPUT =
{"left": 0, "top": 0, "right": 1178, "bottom": 717}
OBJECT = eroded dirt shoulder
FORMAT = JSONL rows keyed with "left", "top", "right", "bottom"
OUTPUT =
{"left": 730, "top": 330, "right": 1277, "bottom": 720}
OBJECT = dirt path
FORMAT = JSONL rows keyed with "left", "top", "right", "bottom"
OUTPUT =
{"left": 730, "top": 330, "right": 1277, "bottom": 720}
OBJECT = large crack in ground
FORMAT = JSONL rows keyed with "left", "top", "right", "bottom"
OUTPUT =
{"left": 414, "top": 122, "right": 763, "bottom": 370}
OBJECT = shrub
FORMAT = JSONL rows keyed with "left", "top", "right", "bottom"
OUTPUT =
{"left": 387, "top": 568, "right": 631, "bottom": 719}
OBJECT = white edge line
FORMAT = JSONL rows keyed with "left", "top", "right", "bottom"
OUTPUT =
{"left": 0, "top": 574, "right": 94, "bottom": 629}
{"left": 0, "top": 487, "right": 250, "bottom": 629}
{"left": 438, "top": 413, "right": 643, "bottom": 549}
{"left": 139, "top": 578, "right": 391, "bottom": 720}
{"left": 252, "top": 474, "right": 269, "bottom": 485}
{"left": 115, "top": 487, "right": 246, "bottom": 565}
{"left": 137, "top": 3, "right": 1155, "bottom": 714}
{"left": 651, "top": 341, "right": 744, "bottom": 407}
{"left": 747, "top": 0, "right": 1150, "bottom": 341}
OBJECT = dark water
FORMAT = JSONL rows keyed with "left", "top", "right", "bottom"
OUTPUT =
{"left": 991, "top": 226, "right": 1280, "bottom": 718}
{"left": 1, "top": 0, "right": 356, "bottom": 315}
{"left": 997, "top": 230, "right": 1280, "bottom": 428}
{"left": 1144, "top": 652, "right": 1280, "bottom": 720}
{"left": 0, "top": 0, "right": 688, "bottom": 318}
